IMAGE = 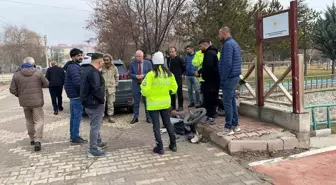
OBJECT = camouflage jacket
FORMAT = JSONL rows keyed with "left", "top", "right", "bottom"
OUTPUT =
{"left": 102, "top": 64, "right": 119, "bottom": 94}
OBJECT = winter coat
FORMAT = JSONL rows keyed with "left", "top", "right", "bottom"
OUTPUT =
{"left": 63, "top": 61, "right": 81, "bottom": 99}
{"left": 9, "top": 63, "right": 49, "bottom": 107}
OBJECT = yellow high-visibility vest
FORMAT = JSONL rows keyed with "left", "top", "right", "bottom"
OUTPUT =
{"left": 141, "top": 67, "right": 178, "bottom": 111}
{"left": 192, "top": 50, "right": 221, "bottom": 82}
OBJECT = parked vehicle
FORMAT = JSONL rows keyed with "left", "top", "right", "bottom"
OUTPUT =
{"left": 83, "top": 59, "right": 133, "bottom": 115}
{"left": 113, "top": 60, "right": 133, "bottom": 112}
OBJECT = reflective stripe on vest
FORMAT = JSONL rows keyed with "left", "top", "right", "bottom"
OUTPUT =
{"left": 147, "top": 99, "right": 170, "bottom": 106}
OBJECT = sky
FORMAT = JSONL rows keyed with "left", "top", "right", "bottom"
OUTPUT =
{"left": 0, "top": 0, "right": 333, "bottom": 46}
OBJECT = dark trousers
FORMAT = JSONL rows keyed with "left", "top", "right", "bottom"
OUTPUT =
{"left": 49, "top": 86, "right": 63, "bottom": 112}
{"left": 149, "top": 109, "right": 176, "bottom": 150}
{"left": 201, "top": 83, "right": 219, "bottom": 118}
{"left": 171, "top": 75, "right": 183, "bottom": 109}
{"left": 132, "top": 89, "right": 150, "bottom": 120}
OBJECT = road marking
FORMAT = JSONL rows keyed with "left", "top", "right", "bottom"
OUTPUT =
{"left": 249, "top": 145, "right": 336, "bottom": 167}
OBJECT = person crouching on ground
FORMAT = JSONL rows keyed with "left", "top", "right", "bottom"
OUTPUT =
{"left": 141, "top": 51, "right": 178, "bottom": 155}
{"left": 80, "top": 53, "right": 107, "bottom": 157}
{"left": 9, "top": 57, "right": 49, "bottom": 151}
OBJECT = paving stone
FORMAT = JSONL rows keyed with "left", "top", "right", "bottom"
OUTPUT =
{"left": 0, "top": 90, "right": 265, "bottom": 185}
{"left": 281, "top": 137, "right": 299, "bottom": 150}
{"left": 228, "top": 140, "right": 267, "bottom": 153}
{"left": 267, "top": 139, "right": 284, "bottom": 151}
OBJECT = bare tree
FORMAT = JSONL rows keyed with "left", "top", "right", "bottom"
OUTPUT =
{"left": 89, "top": 0, "right": 188, "bottom": 57}
{"left": 1, "top": 25, "right": 45, "bottom": 66}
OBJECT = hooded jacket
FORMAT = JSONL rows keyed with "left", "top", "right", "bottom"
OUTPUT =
{"left": 80, "top": 64, "right": 105, "bottom": 109}
{"left": 184, "top": 52, "right": 198, "bottom": 76}
{"left": 63, "top": 61, "right": 81, "bottom": 99}
{"left": 9, "top": 63, "right": 49, "bottom": 107}
{"left": 198, "top": 45, "right": 220, "bottom": 90}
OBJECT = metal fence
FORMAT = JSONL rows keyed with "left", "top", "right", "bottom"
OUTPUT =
{"left": 305, "top": 103, "right": 336, "bottom": 130}
{"left": 239, "top": 74, "right": 336, "bottom": 95}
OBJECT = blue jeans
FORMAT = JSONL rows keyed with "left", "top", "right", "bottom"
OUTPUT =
{"left": 70, "top": 99, "right": 83, "bottom": 140}
{"left": 85, "top": 104, "right": 104, "bottom": 152}
{"left": 186, "top": 76, "right": 201, "bottom": 104}
{"left": 221, "top": 77, "right": 240, "bottom": 129}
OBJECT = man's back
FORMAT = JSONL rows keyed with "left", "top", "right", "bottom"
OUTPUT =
{"left": 10, "top": 64, "right": 49, "bottom": 107}
{"left": 80, "top": 64, "right": 105, "bottom": 109}
{"left": 46, "top": 66, "right": 65, "bottom": 87}
{"left": 219, "top": 37, "right": 242, "bottom": 81}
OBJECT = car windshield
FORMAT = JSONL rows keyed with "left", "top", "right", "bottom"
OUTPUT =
{"left": 115, "top": 64, "right": 128, "bottom": 75}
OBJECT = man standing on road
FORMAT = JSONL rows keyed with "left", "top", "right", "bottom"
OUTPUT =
{"left": 9, "top": 57, "right": 49, "bottom": 151}
{"left": 145, "top": 54, "right": 153, "bottom": 66}
{"left": 45, "top": 61, "right": 65, "bottom": 115}
{"left": 80, "top": 53, "right": 107, "bottom": 157}
{"left": 102, "top": 54, "right": 119, "bottom": 123}
{"left": 129, "top": 50, "right": 153, "bottom": 124}
{"left": 185, "top": 45, "right": 201, "bottom": 108}
{"left": 168, "top": 46, "right": 185, "bottom": 112}
{"left": 64, "top": 48, "right": 87, "bottom": 144}
{"left": 195, "top": 40, "right": 220, "bottom": 124}
{"left": 217, "top": 27, "right": 242, "bottom": 136}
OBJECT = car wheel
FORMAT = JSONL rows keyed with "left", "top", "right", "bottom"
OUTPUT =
{"left": 183, "top": 108, "right": 207, "bottom": 126}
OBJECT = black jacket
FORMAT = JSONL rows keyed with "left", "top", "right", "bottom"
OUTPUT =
{"left": 199, "top": 45, "right": 220, "bottom": 90}
{"left": 45, "top": 66, "right": 65, "bottom": 87}
{"left": 80, "top": 64, "right": 105, "bottom": 109}
{"left": 167, "top": 56, "right": 185, "bottom": 76}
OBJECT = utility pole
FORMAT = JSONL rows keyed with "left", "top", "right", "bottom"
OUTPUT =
{"left": 44, "top": 35, "right": 48, "bottom": 67}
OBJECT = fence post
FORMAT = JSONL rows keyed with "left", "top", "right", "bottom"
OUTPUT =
{"left": 256, "top": 12, "right": 264, "bottom": 107}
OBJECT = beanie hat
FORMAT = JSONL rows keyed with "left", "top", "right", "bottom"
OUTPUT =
{"left": 152, "top": 51, "right": 165, "bottom": 65}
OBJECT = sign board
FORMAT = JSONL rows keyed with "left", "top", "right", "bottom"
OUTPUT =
{"left": 263, "top": 12, "right": 289, "bottom": 39}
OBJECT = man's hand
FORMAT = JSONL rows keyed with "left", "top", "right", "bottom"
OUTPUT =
{"left": 136, "top": 75, "right": 144, "bottom": 80}
{"left": 194, "top": 71, "right": 200, "bottom": 77}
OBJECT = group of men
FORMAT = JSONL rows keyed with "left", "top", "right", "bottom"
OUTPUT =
{"left": 8, "top": 25, "right": 242, "bottom": 156}
{"left": 10, "top": 48, "right": 119, "bottom": 157}
{"left": 166, "top": 26, "right": 242, "bottom": 135}
{"left": 129, "top": 26, "right": 242, "bottom": 136}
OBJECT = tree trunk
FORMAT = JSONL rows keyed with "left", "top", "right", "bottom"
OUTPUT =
{"left": 332, "top": 59, "right": 335, "bottom": 75}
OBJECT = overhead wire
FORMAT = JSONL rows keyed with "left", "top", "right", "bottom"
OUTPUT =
{"left": 0, "top": 0, "right": 91, "bottom": 12}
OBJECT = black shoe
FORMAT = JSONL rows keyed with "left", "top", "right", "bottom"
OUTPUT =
{"left": 146, "top": 118, "right": 152, "bottom": 123}
{"left": 169, "top": 144, "right": 177, "bottom": 152}
{"left": 34, "top": 142, "right": 41, "bottom": 151}
{"left": 176, "top": 107, "right": 183, "bottom": 112}
{"left": 153, "top": 146, "right": 164, "bottom": 155}
{"left": 188, "top": 103, "right": 195, "bottom": 108}
{"left": 54, "top": 111, "right": 58, "bottom": 115}
{"left": 130, "top": 118, "right": 139, "bottom": 124}
{"left": 30, "top": 140, "right": 35, "bottom": 146}
{"left": 78, "top": 136, "right": 88, "bottom": 143}
{"left": 169, "top": 107, "right": 176, "bottom": 112}
{"left": 59, "top": 107, "right": 64, "bottom": 111}
{"left": 71, "top": 137, "right": 87, "bottom": 144}
{"left": 98, "top": 142, "right": 108, "bottom": 149}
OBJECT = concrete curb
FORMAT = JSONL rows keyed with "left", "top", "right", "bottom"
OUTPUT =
{"left": 249, "top": 145, "right": 336, "bottom": 167}
{"left": 310, "top": 128, "right": 332, "bottom": 137}
{"left": 197, "top": 124, "right": 299, "bottom": 154}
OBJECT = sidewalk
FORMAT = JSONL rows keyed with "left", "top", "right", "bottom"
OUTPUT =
{"left": 173, "top": 101, "right": 298, "bottom": 154}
